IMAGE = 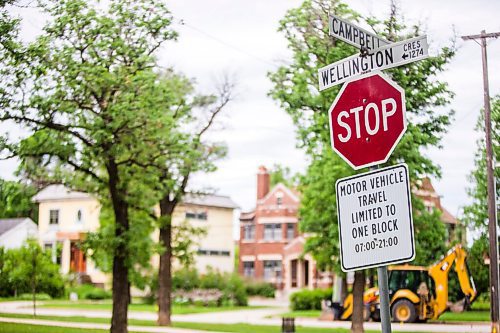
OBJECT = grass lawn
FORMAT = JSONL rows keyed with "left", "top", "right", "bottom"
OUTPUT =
{"left": 280, "top": 309, "right": 490, "bottom": 322}
{"left": 432, "top": 310, "right": 489, "bottom": 322}
{"left": 38, "top": 300, "right": 258, "bottom": 314}
{"left": 0, "top": 313, "right": 428, "bottom": 333}
{"left": 0, "top": 322, "right": 108, "bottom": 333}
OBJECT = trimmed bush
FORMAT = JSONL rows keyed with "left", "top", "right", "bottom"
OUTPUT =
{"left": 245, "top": 281, "right": 275, "bottom": 298}
{"left": 290, "top": 288, "right": 332, "bottom": 310}
{"left": 18, "top": 293, "right": 52, "bottom": 301}
{"left": 69, "top": 284, "right": 111, "bottom": 300}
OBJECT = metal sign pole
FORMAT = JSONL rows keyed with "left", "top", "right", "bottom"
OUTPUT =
{"left": 377, "top": 266, "right": 392, "bottom": 333}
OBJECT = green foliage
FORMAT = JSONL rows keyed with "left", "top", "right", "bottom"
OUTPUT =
{"left": 269, "top": 164, "right": 299, "bottom": 188}
{"left": 167, "top": 268, "right": 248, "bottom": 306}
{"left": 290, "top": 288, "right": 332, "bottom": 310}
{"left": 411, "top": 198, "right": 447, "bottom": 266}
{"left": 268, "top": 0, "right": 454, "bottom": 273}
{"left": 68, "top": 284, "right": 111, "bottom": 300}
{"left": 0, "top": 241, "right": 64, "bottom": 298}
{"left": 244, "top": 281, "right": 275, "bottom": 298}
{"left": 0, "top": 179, "right": 38, "bottom": 222}
{"left": 467, "top": 235, "right": 490, "bottom": 296}
{"left": 464, "top": 96, "right": 500, "bottom": 234}
{"left": 171, "top": 268, "right": 201, "bottom": 291}
{"left": 17, "top": 293, "right": 52, "bottom": 301}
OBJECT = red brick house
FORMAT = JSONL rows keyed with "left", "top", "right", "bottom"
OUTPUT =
{"left": 238, "top": 166, "right": 332, "bottom": 293}
{"left": 239, "top": 167, "right": 460, "bottom": 294}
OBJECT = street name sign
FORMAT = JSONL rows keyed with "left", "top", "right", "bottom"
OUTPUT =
{"left": 318, "top": 35, "right": 429, "bottom": 91}
{"left": 329, "top": 14, "right": 390, "bottom": 51}
{"left": 328, "top": 71, "right": 406, "bottom": 170}
{"left": 336, "top": 164, "right": 414, "bottom": 272}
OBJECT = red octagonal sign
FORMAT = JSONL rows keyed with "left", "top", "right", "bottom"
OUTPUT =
{"left": 329, "top": 71, "right": 406, "bottom": 169}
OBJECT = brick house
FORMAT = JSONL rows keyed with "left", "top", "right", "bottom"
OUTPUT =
{"left": 238, "top": 166, "right": 332, "bottom": 293}
{"left": 238, "top": 167, "right": 461, "bottom": 295}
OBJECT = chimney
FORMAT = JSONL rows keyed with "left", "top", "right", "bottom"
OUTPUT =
{"left": 257, "top": 166, "right": 270, "bottom": 200}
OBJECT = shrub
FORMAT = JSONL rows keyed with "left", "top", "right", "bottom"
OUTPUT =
{"left": 290, "top": 288, "right": 332, "bottom": 310}
{"left": 69, "top": 284, "right": 111, "bottom": 300}
{"left": 18, "top": 293, "right": 52, "bottom": 301}
{"left": 245, "top": 281, "right": 275, "bottom": 298}
{"left": 172, "top": 268, "right": 200, "bottom": 291}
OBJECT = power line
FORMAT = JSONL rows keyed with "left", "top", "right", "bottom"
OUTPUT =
{"left": 176, "top": 19, "right": 278, "bottom": 68}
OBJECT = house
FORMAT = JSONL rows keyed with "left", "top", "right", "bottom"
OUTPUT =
{"left": 413, "top": 177, "right": 463, "bottom": 243}
{"left": 238, "top": 166, "right": 329, "bottom": 293}
{"left": 33, "top": 184, "right": 238, "bottom": 285}
{"left": 238, "top": 167, "right": 460, "bottom": 295}
{"left": 0, "top": 217, "right": 38, "bottom": 250}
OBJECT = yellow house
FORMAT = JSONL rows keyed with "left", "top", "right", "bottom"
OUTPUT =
{"left": 33, "top": 185, "right": 238, "bottom": 285}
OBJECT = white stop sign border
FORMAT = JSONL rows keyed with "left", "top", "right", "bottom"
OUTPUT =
{"left": 328, "top": 71, "right": 407, "bottom": 170}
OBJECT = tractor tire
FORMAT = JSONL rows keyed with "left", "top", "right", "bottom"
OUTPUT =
{"left": 391, "top": 299, "right": 417, "bottom": 323}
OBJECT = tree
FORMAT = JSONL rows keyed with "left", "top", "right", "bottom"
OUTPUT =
{"left": 0, "top": 1, "right": 180, "bottom": 332}
{"left": 464, "top": 96, "right": 500, "bottom": 233}
{"left": 269, "top": 1, "right": 454, "bottom": 331}
{"left": 463, "top": 96, "right": 500, "bottom": 298}
{"left": 155, "top": 77, "right": 232, "bottom": 325}
{"left": 2, "top": 240, "right": 64, "bottom": 314}
{"left": 269, "top": 163, "right": 299, "bottom": 188}
{"left": 0, "top": 179, "right": 38, "bottom": 222}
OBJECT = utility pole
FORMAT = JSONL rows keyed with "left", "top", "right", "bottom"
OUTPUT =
{"left": 462, "top": 30, "right": 500, "bottom": 333}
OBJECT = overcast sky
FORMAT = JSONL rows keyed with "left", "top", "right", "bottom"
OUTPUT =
{"left": 5, "top": 1, "right": 500, "bottom": 223}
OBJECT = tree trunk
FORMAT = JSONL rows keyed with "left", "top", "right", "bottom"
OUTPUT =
{"left": 351, "top": 270, "right": 365, "bottom": 333}
{"left": 157, "top": 198, "right": 175, "bottom": 326}
{"left": 108, "top": 162, "right": 130, "bottom": 333}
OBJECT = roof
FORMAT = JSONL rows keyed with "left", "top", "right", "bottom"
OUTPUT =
{"left": 182, "top": 193, "right": 239, "bottom": 209}
{"left": 0, "top": 218, "right": 34, "bottom": 236}
{"left": 32, "top": 184, "right": 93, "bottom": 202}
{"left": 441, "top": 207, "right": 458, "bottom": 225}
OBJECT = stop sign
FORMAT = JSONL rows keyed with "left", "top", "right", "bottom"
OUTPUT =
{"left": 328, "top": 72, "right": 406, "bottom": 169}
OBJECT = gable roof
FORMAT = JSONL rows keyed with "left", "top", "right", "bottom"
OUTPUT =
{"left": 182, "top": 193, "right": 239, "bottom": 209}
{"left": 258, "top": 183, "right": 300, "bottom": 204}
{"left": 0, "top": 218, "right": 33, "bottom": 236}
{"left": 32, "top": 184, "right": 93, "bottom": 202}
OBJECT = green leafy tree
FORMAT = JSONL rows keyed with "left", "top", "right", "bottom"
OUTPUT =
{"left": 463, "top": 96, "right": 500, "bottom": 298}
{"left": 0, "top": 179, "right": 38, "bottom": 222}
{"left": 2, "top": 240, "right": 64, "bottom": 314}
{"left": 155, "top": 78, "right": 232, "bottom": 325}
{"left": 269, "top": 163, "right": 299, "bottom": 188}
{"left": 269, "top": 1, "right": 454, "bottom": 331}
{"left": 464, "top": 96, "right": 500, "bottom": 232}
{"left": 0, "top": 1, "right": 181, "bottom": 332}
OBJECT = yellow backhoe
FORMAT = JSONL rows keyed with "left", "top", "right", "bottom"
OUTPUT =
{"left": 330, "top": 244, "right": 477, "bottom": 323}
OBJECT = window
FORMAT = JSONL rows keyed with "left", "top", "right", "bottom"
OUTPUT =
{"left": 243, "top": 225, "right": 255, "bottom": 240}
{"left": 286, "top": 223, "right": 295, "bottom": 239}
{"left": 76, "top": 209, "right": 83, "bottom": 223}
{"left": 263, "top": 260, "right": 282, "bottom": 281}
{"left": 243, "top": 261, "right": 254, "bottom": 277}
{"left": 197, "top": 249, "right": 230, "bottom": 257}
{"left": 49, "top": 210, "right": 59, "bottom": 224}
{"left": 264, "top": 224, "right": 282, "bottom": 241}
{"left": 186, "top": 211, "right": 208, "bottom": 220}
{"left": 44, "top": 243, "right": 53, "bottom": 251}
{"left": 276, "top": 191, "right": 284, "bottom": 207}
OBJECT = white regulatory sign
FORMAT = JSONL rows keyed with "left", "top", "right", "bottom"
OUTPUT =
{"left": 336, "top": 164, "right": 414, "bottom": 272}
{"left": 329, "top": 14, "right": 390, "bottom": 51}
{"left": 318, "top": 35, "right": 429, "bottom": 91}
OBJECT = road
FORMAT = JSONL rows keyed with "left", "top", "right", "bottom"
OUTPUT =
{"left": 0, "top": 300, "right": 491, "bottom": 333}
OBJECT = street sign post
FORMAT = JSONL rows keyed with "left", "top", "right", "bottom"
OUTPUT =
{"left": 336, "top": 164, "right": 414, "bottom": 271}
{"left": 328, "top": 71, "right": 406, "bottom": 170}
{"left": 328, "top": 14, "right": 390, "bottom": 51}
{"left": 318, "top": 35, "right": 429, "bottom": 91}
